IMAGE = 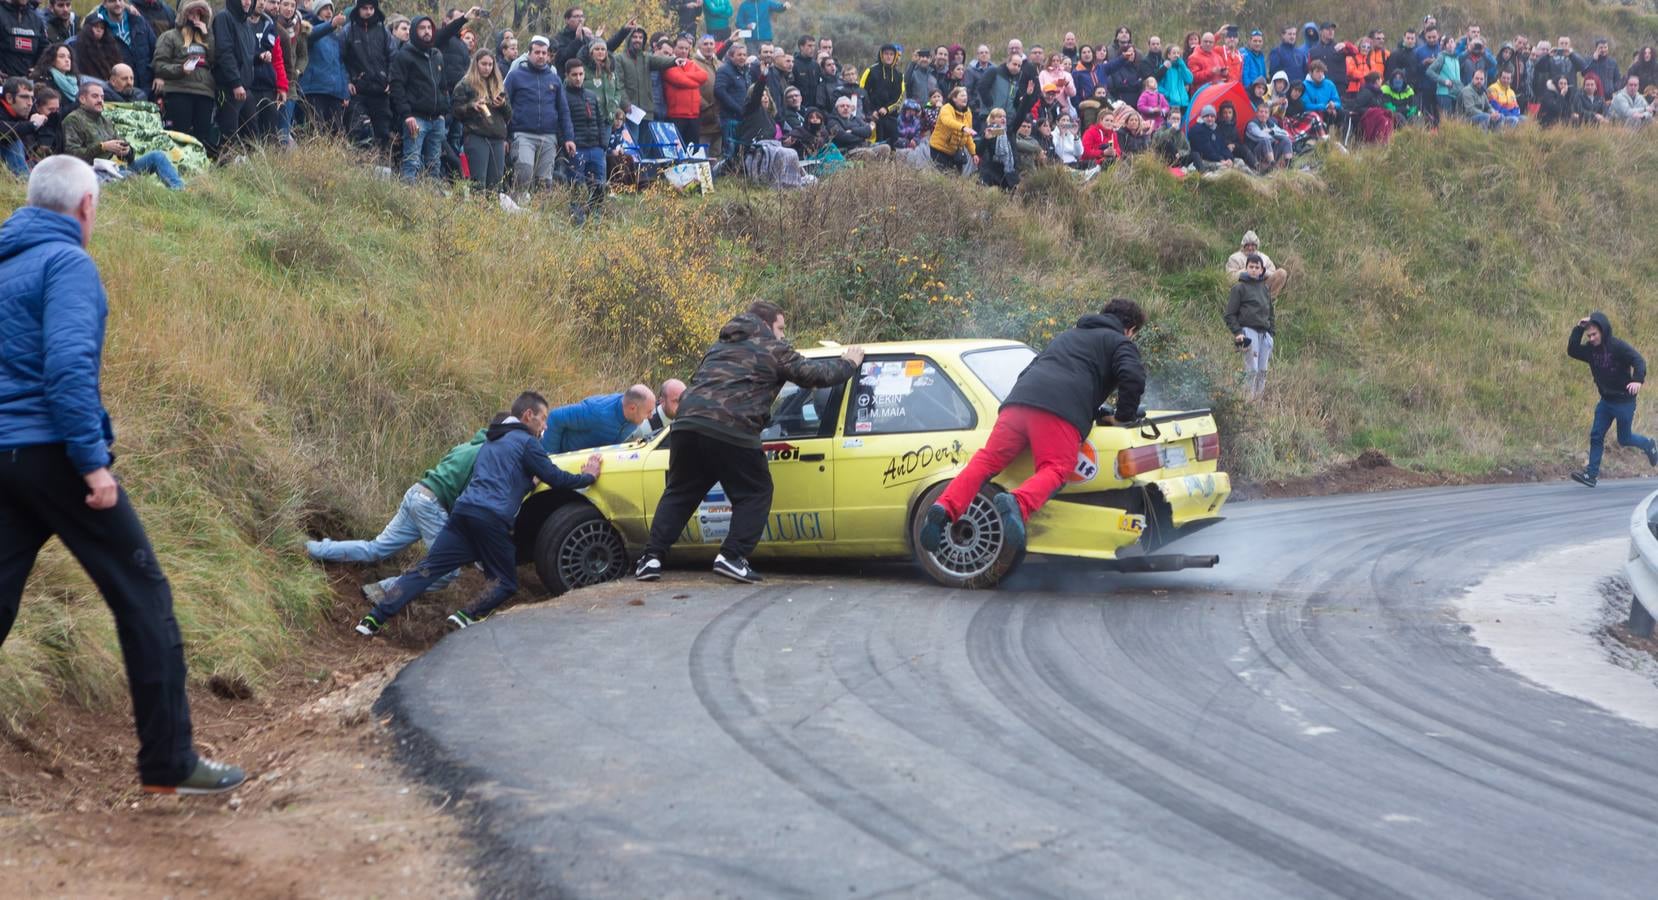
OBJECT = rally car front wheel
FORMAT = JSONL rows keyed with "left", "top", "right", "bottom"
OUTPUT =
{"left": 910, "top": 482, "right": 1026, "bottom": 589}
{"left": 534, "top": 503, "right": 629, "bottom": 597}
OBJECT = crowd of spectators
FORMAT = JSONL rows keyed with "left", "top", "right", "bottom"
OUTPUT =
{"left": 4, "top": 3, "right": 1658, "bottom": 199}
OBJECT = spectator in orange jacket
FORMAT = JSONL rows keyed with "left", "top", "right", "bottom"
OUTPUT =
{"left": 1188, "top": 32, "right": 1229, "bottom": 85}
{"left": 1344, "top": 35, "right": 1388, "bottom": 97}
{"left": 663, "top": 36, "right": 709, "bottom": 147}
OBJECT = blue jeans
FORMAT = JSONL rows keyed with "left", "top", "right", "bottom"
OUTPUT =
{"left": 1588, "top": 398, "right": 1655, "bottom": 478}
{"left": 2, "top": 138, "right": 26, "bottom": 176}
{"left": 400, "top": 115, "right": 447, "bottom": 181}
{"left": 307, "top": 484, "right": 460, "bottom": 593}
{"left": 131, "top": 150, "right": 184, "bottom": 189}
{"left": 372, "top": 509, "right": 517, "bottom": 623}
{"left": 722, "top": 117, "right": 740, "bottom": 159}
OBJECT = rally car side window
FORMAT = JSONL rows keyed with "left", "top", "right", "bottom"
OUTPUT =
{"left": 845, "top": 356, "right": 976, "bottom": 436}
{"left": 762, "top": 382, "right": 844, "bottom": 440}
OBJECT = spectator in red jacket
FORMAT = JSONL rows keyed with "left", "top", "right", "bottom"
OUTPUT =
{"left": 1188, "top": 31, "right": 1229, "bottom": 86}
{"left": 1080, "top": 112, "right": 1118, "bottom": 165}
{"left": 663, "top": 35, "right": 708, "bottom": 147}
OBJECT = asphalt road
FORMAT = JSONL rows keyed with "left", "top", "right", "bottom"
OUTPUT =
{"left": 384, "top": 480, "right": 1658, "bottom": 899}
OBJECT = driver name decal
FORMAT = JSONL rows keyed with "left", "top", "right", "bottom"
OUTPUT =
{"left": 882, "top": 441, "right": 966, "bottom": 485}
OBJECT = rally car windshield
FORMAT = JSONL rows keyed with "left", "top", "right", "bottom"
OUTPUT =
{"left": 962, "top": 346, "right": 1037, "bottom": 402}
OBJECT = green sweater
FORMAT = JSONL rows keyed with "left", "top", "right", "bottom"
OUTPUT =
{"left": 419, "top": 428, "right": 488, "bottom": 510}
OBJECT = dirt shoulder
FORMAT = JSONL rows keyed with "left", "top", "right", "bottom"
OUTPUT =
{"left": 0, "top": 579, "right": 475, "bottom": 899}
{"left": 1233, "top": 449, "right": 1576, "bottom": 500}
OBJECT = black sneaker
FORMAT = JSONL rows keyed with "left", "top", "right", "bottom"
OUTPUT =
{"left": 355, "top": 614, "right": 384, "bottom": 636}
{"left": 360, "top": 582, "right": 387, "bottom": 606}
{"left": 1647, "top": 444, "right": 1658, "bottom": 467}
{"left": 446, "top": 610, "right": 482, "bottom": 630}
{"left": 634, "top": 554, "right": 662, "bottom": 581}
{"left": 918, "top": 504, "right": 950, "bottom": 553}
{"left": 143, "top": 757, "right": 247, "bottom": 796}
{"left": 992, "top": 492, "right": 1027, "bottom": 549}
{"left": 1571, "top": 471, "right": 1598, "bottom": 488}
{"left": 713, "top": 554, "right": 763, "bottom": 584}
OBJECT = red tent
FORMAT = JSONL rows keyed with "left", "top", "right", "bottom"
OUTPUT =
{"left": 1182, "top": 81, "right": 1256, "bottom": 140}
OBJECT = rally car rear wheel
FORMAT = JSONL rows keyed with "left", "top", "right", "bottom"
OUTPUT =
{"left": 534, "top": 504, "right": 629, "bottom": 597}
{"left": 910, "top": 482, "right": 1026, "bottom": 589}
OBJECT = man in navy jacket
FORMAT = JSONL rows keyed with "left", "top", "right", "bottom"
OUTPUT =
{"left": 360, "top": 392, "right": 602, "bottom": 633}
{"left": 0, "top": 157, "right": 245, "bottom": 796}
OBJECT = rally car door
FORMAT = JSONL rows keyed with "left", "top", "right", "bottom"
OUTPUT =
{"left": 833, "top": 355, "right": 979, "bottom": 552}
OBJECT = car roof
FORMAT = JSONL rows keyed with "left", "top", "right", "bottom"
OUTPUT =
{"left": 796, "top": 338, "right": 1030, "bottom": 359}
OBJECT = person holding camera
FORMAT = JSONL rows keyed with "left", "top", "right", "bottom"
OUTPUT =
{"left": 1568, "top": 312, "right": 1658, "bottom": 487}
{"left": 1225, "top": 253, "right": 1276, "bottom": 399}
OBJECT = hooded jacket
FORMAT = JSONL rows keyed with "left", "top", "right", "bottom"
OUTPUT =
{"left": 673, "top": 312, "right": 857, "bottom": 449}
{"left": 432, "top": 12, "right": 468, "bottom": 92}
{"left": 89, "top": 4, "right": 158, "bottom": 89}
{"left": 1002, "top": 313, "right": 1146, "bottom": 436}
{"left": 579, "top": 42, "right": 625, "bottom": 128}
{"left": 1569, "top": 313, "right": 1647, "bottom": 403}
{"left": 389, "top": 15, "right": 444, "bottom": 119}
{"left": 153, "top": 1, "right": 217, "bottom": 98}
{"left": 419, "top": 428, "right": 487, "bottom": 510}
{"left": 453, "top": 420, "right": 594, "bottom": 527}
{"left": 1224, "top": 271, "right": 1274, "bottom": 335}
{"left": 861, "top": 55, "right": 904, "bottom": 117}
{"left": 300, "top": 6, "right": 347, "bottom": 99}
{"left": 504, "top": 52, "right": 571, "bottom": 137}
{"left": 613, "top": 28, "right": 674, "bottom": 120}
{"left": 0, "top": 206, "right": 116, "bottom": 474}
{"left": 341, "top": 0, "right": 392, "bottom": 93}
{"left": 210, "top": 0, "right": 257, "bottom": 92}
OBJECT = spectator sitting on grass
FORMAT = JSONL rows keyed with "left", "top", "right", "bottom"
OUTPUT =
{"left": 1610, "top": 74, "right": 1653, "bottom": 126}
{"left": 1245, "top": 101, "right": 1292, "bottom": 171}
{"left": 61, "top": 82, "right": 185, "bottom": 188}
{"left": 1301, "top": 59, "right": 1342, "bottom": 120}
{"left": 1460, "top": 67, "right": 1497, "bottom": 128}
{"left": 1487, "top": 68, "right": 1524, "bottom": 126}
{"left": 1186, "top": 103, "right": 1231, "bottom": 171}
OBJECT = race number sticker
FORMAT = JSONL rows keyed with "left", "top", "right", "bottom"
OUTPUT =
{"left": 1067, "top": 441, "right": 1100, "bottom": 484}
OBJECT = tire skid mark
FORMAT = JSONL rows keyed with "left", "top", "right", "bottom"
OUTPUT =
{"left": 965, "top": 595, "right": 1425, "bottom": 900}
{"left": 688, "top": 585, "right": 1064, "bottom": 900}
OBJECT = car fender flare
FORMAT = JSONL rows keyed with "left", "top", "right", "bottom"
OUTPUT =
{"left": 514, "top": 489, "right": 612, "bottom": 564}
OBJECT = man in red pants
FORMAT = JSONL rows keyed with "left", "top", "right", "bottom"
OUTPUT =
{"left": 921, "top": 298, "right": 1147, "bottom": 551}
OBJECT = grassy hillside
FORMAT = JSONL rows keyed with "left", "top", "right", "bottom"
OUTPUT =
{"left": 6, "top": 120, "right": 1658, "bottom": 720}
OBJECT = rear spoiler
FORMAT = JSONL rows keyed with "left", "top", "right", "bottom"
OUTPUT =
{"left": 1097, "top": 407, "right": 1214, "bottom": 441}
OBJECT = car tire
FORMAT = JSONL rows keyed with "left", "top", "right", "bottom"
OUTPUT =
{"left": 533, "top": 503, "right": 630, "bottom": 597}
{"left": 910, "top": 481, "right": 1025, "bottom": 589}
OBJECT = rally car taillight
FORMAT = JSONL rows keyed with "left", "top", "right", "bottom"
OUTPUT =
{"left": 1116, "top": 445, "right": 1162, "bottom": 478}
{"left": 1194, "top": 432, "right": 1220, "bottom": 462}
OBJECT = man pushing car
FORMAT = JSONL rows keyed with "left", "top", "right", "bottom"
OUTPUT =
{"left": 921, "top": 298, "right": 1147, "bottom": 551}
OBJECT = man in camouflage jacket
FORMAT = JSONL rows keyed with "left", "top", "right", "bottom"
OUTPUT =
{"left": 634, "top": 299, "right": 863, "bottom": 584}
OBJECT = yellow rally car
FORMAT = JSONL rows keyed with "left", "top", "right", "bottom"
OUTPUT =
{"left": 514, "top": 339, "right": 1231, "bottom": 594}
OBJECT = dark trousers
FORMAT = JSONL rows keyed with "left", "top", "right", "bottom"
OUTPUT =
{"left": 875, "top": 112, "right": 898, "bottom": 144}
{"left": 248, "top": 89, "right": 281, "bottom": 140}
{"left": 215, "top": 92, "right": 253, "bottom": 148}
{"left": 163, "top": 92, "right": 217, "bottom": 156}
{"left": 671, "top": 116, "right": 700, "bottom": 147}
{"left": 644, "top": 429, "right": 772, "bottom": 560}
{"left": 351, "top": 89, "right": 394, "bottom": 152}
{"left": 0, "top": 446, "right": 195, "bottom": 785}
{"left": 371, "top": 508, "right": 517, "bottom": 623}
{"left": 303, "top": 93, "right": 347, "bottom": 135}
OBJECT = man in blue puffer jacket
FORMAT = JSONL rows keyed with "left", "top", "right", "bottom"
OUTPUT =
{"left": 359, "top": 391, "right": 602, "bottom": 634}
{"left": 0, "top": 157, "right": 245, "bottom": 797}
{"left": 541, "top": 384, "right": 654, "bottom": 454}
{"left": 300, "top": 0, "right": 349, "bottom": 132}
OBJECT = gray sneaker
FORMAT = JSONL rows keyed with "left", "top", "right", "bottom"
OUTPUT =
{"left": 143, "top": 757, "right": 247, "bottom": 796}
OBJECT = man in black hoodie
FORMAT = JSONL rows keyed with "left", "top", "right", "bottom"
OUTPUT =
{"left": 861, "top": 42, "right": 903, "bottom": 144}
{"left": 389, "top": 14, "right": 445, "bottom": 180}
{"left": 342, "top": 0, "right": 394, "bottom": 152}
{"left": 358, "top": 391, "right": 601, "bottom": 635}
{"left": 212, "top": 0, "right": 259, "bottom": 146}
{"left": 633, "top": 300, "right": 862, "bottom": 585}
{"left": 1568, "top": 312, "right": 1658, "bottom": 487}
{"left": 921, "top": 298, "right": 1147, "bottom": 554}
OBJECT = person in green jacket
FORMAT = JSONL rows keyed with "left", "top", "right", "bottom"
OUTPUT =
{"left": 306, "top": 416, "right": 502, "bottom": 604}
{"left": 613, "top": 23, "right": 675, "bottom": 135}
{"left": 1225, "top": 254, "right": 1276, "bottom": 399}
{"left": 703, "top": 0, "right": 732, "bottom": 41}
